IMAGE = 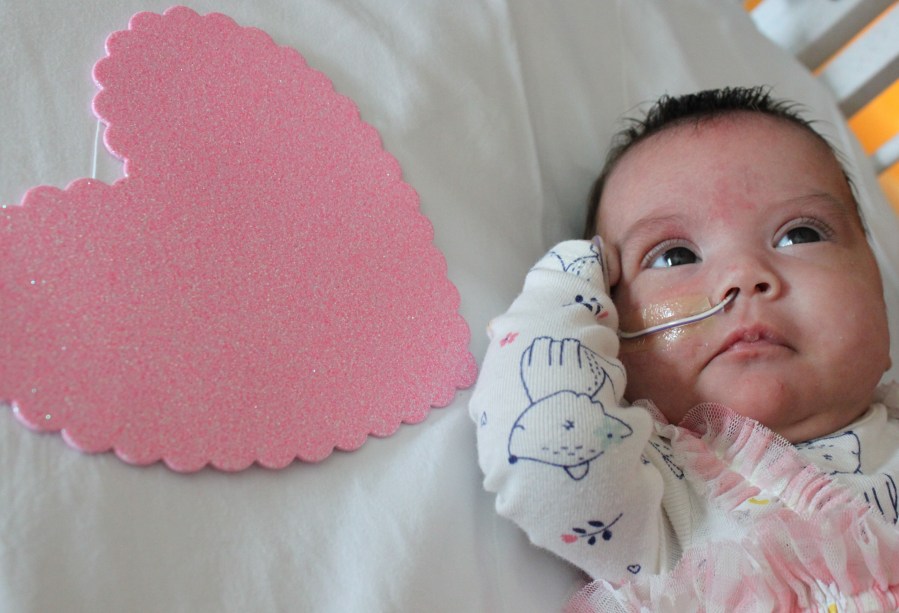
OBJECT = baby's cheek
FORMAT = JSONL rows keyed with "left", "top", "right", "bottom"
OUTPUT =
{"left": 620, "top": 325, "right": 698, "bottom": 355}
{"left": 619, "top": 341, "right": 701, "bottom": 423}
{"left": 618, "top": 293, "right": 716, "bottom": 354}
{"left": 620, "top": 349, "right": 669, "bottom": 399}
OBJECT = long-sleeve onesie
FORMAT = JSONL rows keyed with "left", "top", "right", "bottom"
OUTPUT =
{"left": 470, "top": 240, "right": 899, "bottom": 611}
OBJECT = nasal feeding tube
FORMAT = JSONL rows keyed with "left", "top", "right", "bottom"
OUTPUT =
{"left": 618, "top": 289, "right": 739, "bottom": 340}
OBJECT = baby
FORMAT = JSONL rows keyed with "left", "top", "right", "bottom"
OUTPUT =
{"left": 470, "top": 87, "right": 899, "bottom": 611}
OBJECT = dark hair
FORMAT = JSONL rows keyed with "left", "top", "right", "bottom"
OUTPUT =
{"left": 582, "top": 86, "right": 851, "bottom": 238}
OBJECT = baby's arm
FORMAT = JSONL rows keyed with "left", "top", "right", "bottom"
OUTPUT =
{"left": 470, "top": 240, "right": 667, "bottom": 581}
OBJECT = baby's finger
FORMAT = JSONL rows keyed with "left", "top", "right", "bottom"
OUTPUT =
{"left": 591, "top": 236, "right": 620, "bottom": 292}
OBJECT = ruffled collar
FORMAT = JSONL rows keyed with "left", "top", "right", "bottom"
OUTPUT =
{"left": 568, "top": 395, "right": 899, "bottom": 612}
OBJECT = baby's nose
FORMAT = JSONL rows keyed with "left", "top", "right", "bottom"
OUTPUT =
{"left": 718, "top": 254, "right": 782, "bottom": 303}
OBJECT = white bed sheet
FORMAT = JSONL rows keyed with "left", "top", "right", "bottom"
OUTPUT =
{"left": 2, "top": 1, "right": 897, "bottom": 611}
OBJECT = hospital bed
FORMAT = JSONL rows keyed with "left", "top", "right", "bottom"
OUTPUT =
{"left": 1, "top": 2, "right": 897, "bottom": 611}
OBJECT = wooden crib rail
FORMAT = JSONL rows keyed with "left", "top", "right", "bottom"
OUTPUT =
{"left": 749, "top": 0, "right": 899, "bottom": 211}
{"left": 750, "top": 0, "right": 894, "bottom": 73}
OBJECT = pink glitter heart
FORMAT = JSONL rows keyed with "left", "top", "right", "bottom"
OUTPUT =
{"left": 0, "top": 7, "right": 476, "bottom": 472}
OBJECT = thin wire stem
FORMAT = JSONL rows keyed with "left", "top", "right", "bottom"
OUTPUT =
{"left": 619, "top": 290, "right": 738, "bottom": 340}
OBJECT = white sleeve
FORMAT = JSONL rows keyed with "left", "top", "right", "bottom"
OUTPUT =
{"left": 469, "top": 240, "right": 668, "bottom": 581}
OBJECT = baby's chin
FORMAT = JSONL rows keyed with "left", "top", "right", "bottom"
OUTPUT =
{"left": 765, "top": 406, "right": 872, "bottom": 444}
{"left": 651, "top": 393, "right": 871, "bottom": 444}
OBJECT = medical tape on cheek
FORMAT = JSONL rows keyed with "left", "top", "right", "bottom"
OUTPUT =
{"left": 618, "top": 291, "right": 737, "bottom": 353}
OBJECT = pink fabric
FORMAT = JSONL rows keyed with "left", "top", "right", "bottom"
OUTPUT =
{"left": 0, "top": 7, "right": 476, "bottom": 471}
{"left": 567, "top": 405, "right": 899, "bottom": 612}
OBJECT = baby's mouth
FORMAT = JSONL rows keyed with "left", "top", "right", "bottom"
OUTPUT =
{"left": 714, "top": 326, "right": 791, "bottom": 359}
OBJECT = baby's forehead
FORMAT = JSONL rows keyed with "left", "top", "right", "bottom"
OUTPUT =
{"left": 598, "top": 113, "right": 858, "bottom": 224}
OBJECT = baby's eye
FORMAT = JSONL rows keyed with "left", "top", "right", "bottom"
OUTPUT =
{"left": 648, "top": 246, "right": 699, "bottom": 268}
{"left": 775, "top": 226, "right": 823, "bottom": 248}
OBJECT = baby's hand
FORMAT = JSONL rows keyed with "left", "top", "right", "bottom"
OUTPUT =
{"left": 591, "top": 236, "right": 620, "bottom": 294}
{"left": 534, "top": 241, "right": 598, "bottom": 282}
{"left": 531, "top": 238, "right": 618, "bottom": 295}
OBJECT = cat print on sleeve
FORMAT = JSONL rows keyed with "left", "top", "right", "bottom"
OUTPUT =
{"left": 508, "top": 336, "right": 631, "bottom": 481}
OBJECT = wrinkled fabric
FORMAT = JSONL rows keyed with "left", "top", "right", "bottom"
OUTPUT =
{"left": 569, "top": 401, "right": 899, "bottom": 613}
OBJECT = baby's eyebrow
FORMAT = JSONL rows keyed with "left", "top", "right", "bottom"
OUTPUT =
{"left": 781, "top": 191, "right": 854, "bottom": 212}
{"left": 618, "top": 213, "right": 689, "bottom": 249}
{"left": 779, "top": 191, "right": 862, "bottom": 224}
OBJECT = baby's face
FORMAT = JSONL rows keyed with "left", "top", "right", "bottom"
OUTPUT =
{"left": 597, "top": 114, "right": 891, "bottom": 442}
